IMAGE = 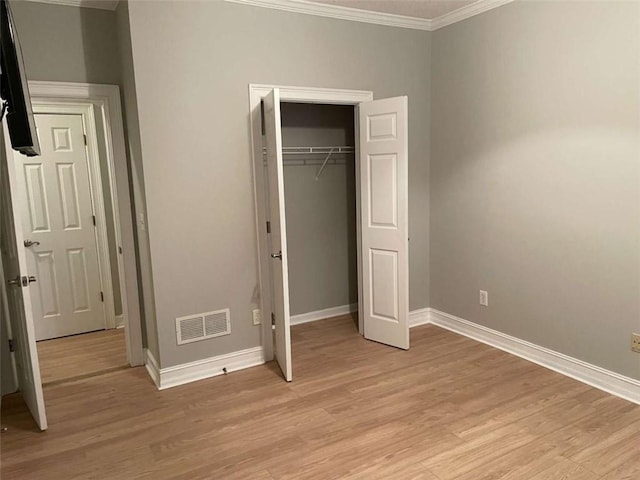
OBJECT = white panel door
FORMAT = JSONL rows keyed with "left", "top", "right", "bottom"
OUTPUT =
{"left": 0, "top": 127, "right": 47, "bottom": 430}
{"left": 263, "top": 89, "right": 292, "bottom": 381}
{"left": 16, "top": 114, "right": 105, "bottom": 340}
{"left": 359, "top": 96, "right": 409, "bottom": 350}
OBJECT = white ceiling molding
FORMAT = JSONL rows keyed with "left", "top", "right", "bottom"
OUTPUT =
{"left": 23, "top": 0, "right": 513, "bottom": 27}
{"left": 21, "top": 0, "right": 119, "bottom": 11}
{"left": 429, "top": 0, "right": 515, "bottom": 30}
{"left": 225, "top": 0, "right": 515, "bottom": 31}
{"left": 225, "top": 0, "right": 432, "bottom": 30}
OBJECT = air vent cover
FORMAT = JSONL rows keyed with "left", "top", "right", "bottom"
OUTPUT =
{"left": 176, "top": 308, "right": 231, "bottom": 345}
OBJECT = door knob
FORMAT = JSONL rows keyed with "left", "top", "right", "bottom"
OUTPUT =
{"left": 7, "top": 276, "right": 36, "bottom": 287}
{"left": 24, "top": 240, "right": 40, "bottom": 247}
{"left": 271, "top": 251, "right": 282, "bottom": 260}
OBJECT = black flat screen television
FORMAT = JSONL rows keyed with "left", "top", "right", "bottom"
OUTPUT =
{"left": 0, "top": 0, "right": 39, "bottom": 156}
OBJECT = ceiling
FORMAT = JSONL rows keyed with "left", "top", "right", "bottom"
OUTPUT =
{"left": 311, "top": 0, "right": 480, "bottom": 20}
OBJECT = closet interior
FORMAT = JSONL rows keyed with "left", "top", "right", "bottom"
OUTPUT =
{"left": 275, "top": 102, "right": 358, "bottom": 328}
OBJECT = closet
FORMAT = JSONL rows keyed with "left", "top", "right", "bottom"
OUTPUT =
{"left": 255, "top": 86, "right": 409, "bottom": 382}
{"left": 279, "top": 103, "right": 358, "bottom": 325}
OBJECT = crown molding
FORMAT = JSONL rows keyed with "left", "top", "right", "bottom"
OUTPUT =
{"left": 22, "top": 0, "right": 514, "bottom": 27}
{"left": 20, "top": 0, "right": 119, "bottom": 11}
{"left": 429, "top": 0, "right": 515, "bottom": 30}
{"left": 225, "top": 0, "right": 432, "bottom": 31}
{"left": 225, "top": 0, "right": 515, "bottom": 31}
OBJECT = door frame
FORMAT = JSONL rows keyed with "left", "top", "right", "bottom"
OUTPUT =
{"left": 248, "top": 84, "right": 373, "bottom": 361}
{"left": 5, "top": 81, "right": 144, "bottom": 366}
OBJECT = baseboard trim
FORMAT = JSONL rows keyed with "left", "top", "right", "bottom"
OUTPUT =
{"left": 409, "top": 308, "right": 430, "bottom": 328}
{"left": 290, "top": 303, "right": 358, "bottom": 325}
{"left": 115, "top": 314, "right": 125, "bottom": 328}
{"left": 428, "top": 308, "right": 640, "bottom": 405}
{"left": 144, "top": 348, "right": 161, "bottom": 389}
{"left": 291, "top": 304, "right": 430, "bottom": 328}
{"left": 150, "top": 346, "right": 265, "bottom": 390}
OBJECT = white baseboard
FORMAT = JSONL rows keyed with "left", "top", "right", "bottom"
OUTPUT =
{"left": 145, "top": 346, "right": 265, "bottom": 390}
{"left": 115, "top": 314, "right": 125, "bottom": 328}
{"left": 290, "top": 303, "right": 358, "bottom": 325}
{"left": 409, "top": 308, "right": 430, "bottom": 328}
{"left": 144, "top": 348, "right": 161, "bottom": 389}
{"left": 428, "top": 308, "right": 640, "bottom": 405}
{"left": 291, "top": 304, "right": 430, "bottom": 327}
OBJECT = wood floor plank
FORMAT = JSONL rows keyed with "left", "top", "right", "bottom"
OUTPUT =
{"left": 2, "top": 314, "right": 639, "bottom": 479}
{"left": 36, "top": 329, "right": 128, "bottom": 385}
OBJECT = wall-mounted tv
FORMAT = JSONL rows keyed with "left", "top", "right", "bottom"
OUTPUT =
{"left": 0, "top": 0, "right": 39, "bottom": 156}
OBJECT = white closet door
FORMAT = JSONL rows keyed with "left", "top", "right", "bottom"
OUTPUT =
{"left": 263, "top": 88, "right": 292, "bottom": 381}
{"left": 358, "top": 96, "right": 409, "bottom": 350}
{"left": 1, "top": 127, "right": 47, "bottom": 430}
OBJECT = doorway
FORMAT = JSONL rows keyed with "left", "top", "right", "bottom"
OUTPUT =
{"left": 0, "top": 81, "right": 143, "bottom": 430}
{"left": 249, "top": 84, "right": 410, "bottom": 382}
{"left": 14, "top": 105, "right": 128, "bottom": 384}
{"left": 277, "top": 102, "right": 360, "bottom": 373}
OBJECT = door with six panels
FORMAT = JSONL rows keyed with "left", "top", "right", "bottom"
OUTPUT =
{"left": 16, "top": 113, "right": 106, "bottom": 340}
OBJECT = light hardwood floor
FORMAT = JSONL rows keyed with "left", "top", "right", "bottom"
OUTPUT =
{"left": 2, "top": 314, "right": 639, "bottom": 479}
{"left": 36, "top": 328, "right": 128, "bottom": 385}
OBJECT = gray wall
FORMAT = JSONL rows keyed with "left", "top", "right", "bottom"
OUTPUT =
{"left": 10, "top": 1, "right": 123, "bottom": 316}
{"left": 431, "top": 0, "right": 640, "bottom": 379}
{"left": 114, "top": 1, "right": 159, "bottom": 359}
{"left": 9, "top": 1, "right": 121, "bottom": 85}
{"left": 280, "top": 103, "right": 357, "bottom": 316}
{"left": 127, "top": 0, "right": 431, "bottom": 368}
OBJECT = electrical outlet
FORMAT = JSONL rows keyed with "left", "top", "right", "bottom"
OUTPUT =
{"left": 252, "top": 309, "right": 261, "bottom": 326}
{"left": 479, "top": 290, "right": 489, "bottom": 307}
{"left": 632, "top": 333, "right": 640, "bottom": 353}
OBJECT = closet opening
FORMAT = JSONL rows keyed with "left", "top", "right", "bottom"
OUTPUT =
{"left": 278, "top": 102, "right": 359, "bottom": 370}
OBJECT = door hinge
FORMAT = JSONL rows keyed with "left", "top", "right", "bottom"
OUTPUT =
{"left": 8, "top": 339, "right": 15, "bottom": 353}
{"left": 266, "top": 221, "right": 271, "bottom": 234}
{"left": 271, "top": 312, "right": 275, "bottom": 326}
{"left": 83, "top": 134, "right": 87, "bottom": 145}
{"left": 100, "top": 291, "right": 104, "bottom": 302}
{"left": 92, "top": 215, "right": 96, "bottom": 226}
{"left": 118, "top": 246, "right": 123, "bottom": 254}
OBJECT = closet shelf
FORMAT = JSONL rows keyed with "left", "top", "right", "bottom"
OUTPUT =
{"left": 262, "top": 145, "right": 355, "bottom": 167}
{"left": 262, "top": 145, "right": 354, "bottom": 155}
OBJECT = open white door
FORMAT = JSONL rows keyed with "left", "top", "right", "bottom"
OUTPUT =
{"left": 263, "top": 88, "right": 292, "bottom": 381}
{"left": 0, "top": 127, "right": 47, "bottom": 430}
{"left": 358, "top": 96, "right": 409, "bottom": 350}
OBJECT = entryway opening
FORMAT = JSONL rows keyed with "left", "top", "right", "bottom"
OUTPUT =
{"left": 13, "top": 107, "right": 127, "bottom": 384}
{"left": 278, "top": 102, "right": 360, "bottom": 369}
{"left": 1, "top": 82, "right": 143, "bottom": 431}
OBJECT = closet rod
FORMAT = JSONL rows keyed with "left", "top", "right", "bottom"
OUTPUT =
{"left": 262, "top": 145, "right": 355, "bottom": 156}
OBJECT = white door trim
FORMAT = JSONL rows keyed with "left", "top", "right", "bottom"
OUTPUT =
{"left": 23, "top": 81, "right": 144, "bottom": 367}
{"left": 248, "top": 84, "right": 373, "bottom": 361}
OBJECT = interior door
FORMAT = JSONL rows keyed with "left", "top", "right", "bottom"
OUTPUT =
{"left": 263, "top": 88, "right": 292, "bottom": 381}
{"left": 16, "top": 113, "right": 105, "bottom": 340}
{"left": 358, "top": 96, "right": 409, "bottom": 350}
{"left": 0, "top": 127, "right": 47, "bottom": 430}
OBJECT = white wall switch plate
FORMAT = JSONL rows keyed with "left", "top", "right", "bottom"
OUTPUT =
{"left": 252, "top": 309, "right": 261, "bottom": 325}
{"left": 479, "top": 290, "right": 489, "bottom": 307}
